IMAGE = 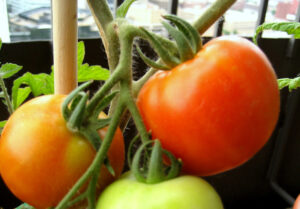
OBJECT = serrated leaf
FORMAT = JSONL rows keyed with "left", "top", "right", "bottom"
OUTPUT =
{"left": 278, "top": 77, "right": 300, "bottom": 91}
{"left": 116, "top": 0, "right": 137, "bottom": 18}
{"left": 12, "top": 72, "right": 54, "bottom": 109}
{"left": 78, "top": 65, "right": 110, "bottom": 82}
{"left": 0, "top": 63, "right": 23, "bottom": 79}
{"left": 77, "top": 41, "right": 85, "bottom": 67}
{"left": 254, "top": 22, "right": 300, "bottom": 44}
{"left": 278, "top": 78, "right": 291, "bottom": 90}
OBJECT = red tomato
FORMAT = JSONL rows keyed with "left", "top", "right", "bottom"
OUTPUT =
{"left": 0, "top": 95, "right": 124, "bottom": 209}
{"left": 294, "top": 194, "right": 300, "bottom": 209}
{"left": 137, "top": 36, "right": 280, "bottom": 176}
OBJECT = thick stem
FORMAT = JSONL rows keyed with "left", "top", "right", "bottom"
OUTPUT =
{"left": 0, "top": 77, "right": 13, "bottom": 114}
{"left": 87, "top": 1, "right": 120, "bottom": 71}
{"left": 193, "top": 0, "right": 237, "bottom": 34}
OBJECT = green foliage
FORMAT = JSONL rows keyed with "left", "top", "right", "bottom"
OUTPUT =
{"left": 77, "top": 41, "right": 110, "bottom": 82}
{"left": 0, "top": 63, "right": 22, "bottom": 79}
{"left": 2, "top": 41, "right": 109, "bottom": 110}
{"left": 253, "top": 22, "right": 300, "bottom": 44}
{"left": 116, "top": 0, "right": 137, "bottom": 18}
{"left": 11, "top": 72, "right": 54, "bottom": 109}
{"left": 0, "top": 38, "right": 2, "bottom": 51}
{"left": 278, "top": 77, "right": 300, "bottom": 91}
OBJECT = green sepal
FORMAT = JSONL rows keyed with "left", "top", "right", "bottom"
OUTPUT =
{"left": 140, "top": 27, "right": 180, "bottom": 68}
{"left": 136, "top": 45, "right": 170, "bottom": 70}
{"left": 67, "top": 92, "right": 89, "bottom": 132}
{"left": 163, "top": 149, "right": 182, "bottom": 180}
{"left": 116, "top": 0, "right": 137, "bottom": 18}
{"left": 127, "top": 134, "right": 140, "bottom": 169}
{"left": 104, "top": 157, "right": 116, "bottom": 176}
{"left": 132, "top": 140, "right": 181, "bottom": 184}
{"left": 162, "top": 21, "right": 195, "bottom": 62}
{"left": 163, "top": 14, "right": 201, "bottom": 53}
{"left": 90, "top": 91, "right": 119, "bottom": 120}
{"left": 146, "top": 140, "right": 165, "bottom": 184}
{"left": 93, "top": 118, "right": 111, "bottom": 130}
{"left": 80, "top": 127, "right": 102, "bottom": 151}
{"left": 62, "top": 81, "right": 92, "bottom": 120}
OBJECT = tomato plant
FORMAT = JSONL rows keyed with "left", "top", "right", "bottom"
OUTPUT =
{"left": 96, "top": 172, "right": 223, "bottom": 209}
{"left": 0, "top": 95, "right": 125, "bottom": 209}
{"left": 137, "top": 36, "right": 280, "bottom": 176}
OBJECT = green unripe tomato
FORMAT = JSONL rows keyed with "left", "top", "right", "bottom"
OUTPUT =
{"left": 96, "top": 172, "right": 223, "bottom": 209}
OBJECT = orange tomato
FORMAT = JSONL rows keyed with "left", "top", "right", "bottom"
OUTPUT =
{"left": 0, "top": 95, "right": 124, "bottom": 209}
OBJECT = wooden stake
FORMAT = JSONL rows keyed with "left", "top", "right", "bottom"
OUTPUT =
{"left": 52, "top": 0, "right": 78, "bottom": 94}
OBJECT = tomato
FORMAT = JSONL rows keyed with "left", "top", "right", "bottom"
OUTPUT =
{"left": 0, "top": 95, "right": 125, "bottom": 209}
{"left": 96, "top": 172, "right": 223, "bottom": 209}
{"left": 137, "top": 36, "right": 280, "bottom": 176}
{"left": 294, "top": 194, "right": 300, "bottom": 209}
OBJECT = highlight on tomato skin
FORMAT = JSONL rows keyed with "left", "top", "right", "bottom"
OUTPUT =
{"left": 0, "top": 95, "right": 125, "bottom": 209}
{"left": 137, "top": 36, "right": 280, "bottom": 177}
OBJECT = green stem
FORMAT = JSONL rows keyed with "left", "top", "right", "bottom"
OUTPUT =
{"left": 55, "top": 100, "right": 125, "bottom": 209}
{"left": 125, "top": 89, "right": 149, "bottom": 144}
{"left": 193, "top": 0, "right": 237, "bottom": 34}
{"left": 87, "top": 0, "right": 121, "bottom": 71}
{"left": 0, "top": 77, "right": 13, "bottom": 114}
{"left": 86, "top": 68, "right": 122, "bottom": 116}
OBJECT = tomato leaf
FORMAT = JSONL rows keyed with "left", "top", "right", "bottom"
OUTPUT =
{"left": 254, "top": 22, "right": 300, "bottom": 44}
{"left": 278, "top": 77, "right": 300, "bottom": 91}
{"left": 78, "top": 64, "right": 110, "bottom": 82}
{"left": 0, "top": 63, "right": 23, "bottom": 79}
{"left": 15, "top": 87, "right": 32, "bottom": 108}
{"left": 116, "top": 0, "right": 137, "bottom": 18}
{"left": 77, "top": 41, "right": 85, "bottom": 67}
{"left": 12, "top": 72, "right": 54, "bottom": 109}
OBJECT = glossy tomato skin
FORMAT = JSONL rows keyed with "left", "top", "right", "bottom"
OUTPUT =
{"left": 137, "top": 36, "right": 280, "bottom": 176}
{"left": 0, "top": 95, "right": 124, "bottom": 209}
{"left": 96, "top": 172, "right": 223, "bottom": 209}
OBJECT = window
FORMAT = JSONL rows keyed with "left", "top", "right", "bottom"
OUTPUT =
{"left": 1, "top": 0, "right": 299, "bottom": 42}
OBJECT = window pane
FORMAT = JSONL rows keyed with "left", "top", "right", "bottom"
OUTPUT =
{"left": 223, "top": 0, "right": 260, "bottom": 37}
{"left": 177, "top": 0, "right": 215, "bottom": 36}
{"left": 126, "top": 0, "right": 168, "bottom": 35}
